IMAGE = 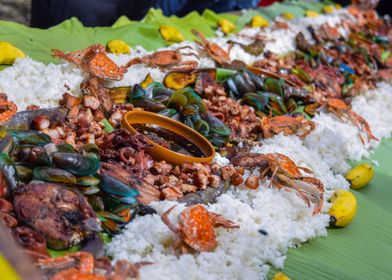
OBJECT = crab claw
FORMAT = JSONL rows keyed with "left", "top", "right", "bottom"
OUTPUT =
{"left": 209, "top": 212, "right": 239, "bottom": 229}
{"left": 51, "top": 49, "right": 67, "bottom": 59}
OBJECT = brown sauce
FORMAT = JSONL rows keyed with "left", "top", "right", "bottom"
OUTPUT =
{"left": 133, "top": 124, "right": 206, "bottom": 158}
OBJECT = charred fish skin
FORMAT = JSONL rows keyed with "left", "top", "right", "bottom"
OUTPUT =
{"left": 13, "top": 183, "right": 100, "bottom": 250}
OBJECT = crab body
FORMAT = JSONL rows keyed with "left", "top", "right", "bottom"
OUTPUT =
{"left": 261, "top": 115, "right": 316, "bottom": 139}
{"left": 231, "top": 153, "right": 324, "bottom": 215}
{"left": 37, "top": 252, "right": 142, "bottom": 280}
{"left": 161, "top": 204, "right": 238, "bottom": 253}
{"left": 0, "top": 95, "right": 17, "bottom": 124}
{"left": 325, "top": 98, "right": 378, "bottom": 143}
{"left": 126, "top": 47, "right": 198, "bottom": 70}
{"left": 52, "top": 44, "right": 127, "bottom": 80}
{"left": 191, "top": 29, "right": 232, "bottom": 67}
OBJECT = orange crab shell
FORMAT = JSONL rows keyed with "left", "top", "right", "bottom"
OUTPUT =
{"left": 326, "top": 98, "right": 347, "bottom": 110}
{"left": 178, "top": 205, "right": 217, "bottom": 252}
{"left": 261, "top": 115, "right": 316, "bottom": 139}
{"left": 51, "top": 269, "right": 106, "bottom": 280}
{"left": 145, "top": 50, "right": 183, "bottom": 66}
{"left": 266, "top": 153, "right": 304, "bottom": 178}
{"left": 0, "top": 99, "right": 17, "bottom": 124}
{"left": 52, "top": 44, "right": 127, "bottom": 80}
{"left": 83, "top": 52, "right": 127, "bottom": 80}
{"left": 191, "top": 29, "right": 231, "bottom": 66}
{"left": 52, "top": 44, "right": 106, "bottom": 65}
{"left": 262, "top": 115, "right": 300, "bottom": 127}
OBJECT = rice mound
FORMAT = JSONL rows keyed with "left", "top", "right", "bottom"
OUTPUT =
{"left": 0, "top": 58, "right": 85, "bottom": 110}
{"left": 108, "top": 190, "right": 329, "bottom": 280}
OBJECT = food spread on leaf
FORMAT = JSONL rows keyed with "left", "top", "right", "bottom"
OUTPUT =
{"left": 0, "top": 3, "right": 390, "bottom": 279}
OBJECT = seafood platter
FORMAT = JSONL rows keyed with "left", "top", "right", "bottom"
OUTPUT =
{"left": 0, "top": 1, "right": 391, "bottom": 279}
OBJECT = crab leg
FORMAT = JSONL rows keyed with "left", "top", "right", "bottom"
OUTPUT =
{"left": 297, "top": 177, "right": 324, "bottom": 215}
{"left": 297, "top": 166, "right": 313, "bottom": 174}
{"left": 191, "top": 29, "right": 209, "bottom": 46}
{"left": 161, "top": 205, "right": 180, "bottom": 234}
{"left": 298, "top": 121, "right": 316, "bottom": 138}
{"left": 347, "top": 110, "right": 379, "bottom": 141}
{"left": 37, "top": 252, "right": 95, "bottom": 274}
{"left": 125, "top": 57, "right": 142, "bottom": 68}
{"left": 169, "top": 61, "right": 199, "bottom": 71}
{"left": 175, "top": 46, "right": 200, "bottom": 59}
{"left": 78, "top": 252, "right": 95, "bottom": 274}
{"left": 268, "top": 164, "right": 279, "bottom": 188}
{"left": 276, "top": 174, "right": 311, "bottom": 207}
{"left": 209, "top": 212, "right": 239, "bottom": 229}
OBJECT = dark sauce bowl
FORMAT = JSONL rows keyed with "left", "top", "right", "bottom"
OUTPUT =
{"left": 122, "top": 111, "right": 215, "bottom": 165}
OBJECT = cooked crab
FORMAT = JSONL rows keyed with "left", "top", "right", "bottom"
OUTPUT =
{"left": 231, "top": 153, "right": 324, "bottom": 215}
{"left": 0, "top": 93, "right": 17, "bottom": 125}
{"left": 52, "top": 44, "right": 128, "bottom": 80}
{"left": 37, "top": 252, "right": 146, "bottom": 280}
{"left": 261, "top": 115, "right": 316, "bottom": 139}
{"left": 191, "top": 29, "right": 232, "bottom": 67}
{"left": 126, "top": 47, "right": 198, "bottom": 70}
{"left": 161, "top": 204, "right": 239, "bottom": 253}
{"left": 323, "top": 98, "right": 378, "bottom": 144}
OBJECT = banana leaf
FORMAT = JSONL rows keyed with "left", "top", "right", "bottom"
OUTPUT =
{"left": 0, "top": 2, "right": 320, "bottom": 67}
{"left": 143, "top": 9, "right": 217, "bottom": 40}
{"left": 269, "top": 138, "right": 392, "bottom": 279}
{"left": 0, "top": 17, "right": 166, "bottom": 65}
{"left": 47, "top": 244, "right": 80, "bottom": 258}
{"left": 201, "top": 9, "right": 241, "bottom": 33}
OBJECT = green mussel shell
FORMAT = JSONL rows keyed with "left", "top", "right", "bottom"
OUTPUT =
{"left": 131, "top": 98, "right": 166, "bottom": 112}
{"left": 77, "top": 176, "right": 100, "bottom": 186}
{"left": 99, "top": 174, "right": 139, "bottom": 198}
{"left": 33, "top": 167, "right": 77, "bottom": 184}
{"left": 52, "top": 153, "right": 100, "bottom": 176}
{"left": 7, "top": 130, "right": 51, "bottom": 145}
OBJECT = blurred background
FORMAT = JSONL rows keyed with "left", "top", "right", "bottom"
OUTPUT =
{"left": 0, "top": 0, "right": 389, "bottom": 28}
{"left": 0, "top": 0, "right": 31, "bottom": 25}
